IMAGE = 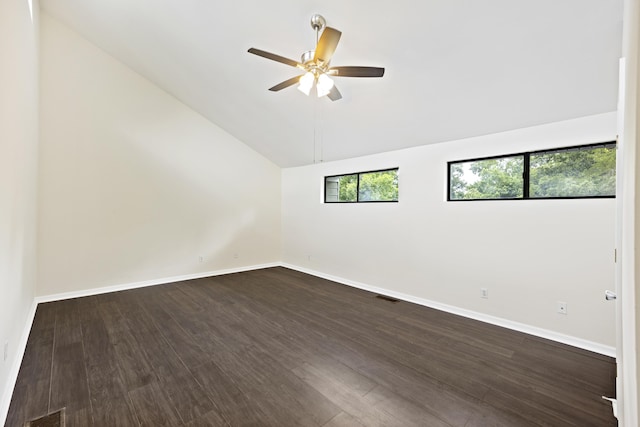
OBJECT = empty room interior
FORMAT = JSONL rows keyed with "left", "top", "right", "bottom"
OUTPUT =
{"left": 2, "top": 0, "right": 640, "bottom": 426}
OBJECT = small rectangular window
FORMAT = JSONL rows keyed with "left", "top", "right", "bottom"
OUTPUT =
{"left": 325, "top": 168, "right": 398, "bottom": 203}
{"left": 447, "top": 142, "right": 616, "bottom": 201}
{"left": 529, "top": 144, "right": 616, "bottom": 198}
{"left": 449, "top": 155, "right": 524, "bottom": 200}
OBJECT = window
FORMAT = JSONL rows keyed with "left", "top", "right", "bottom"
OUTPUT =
{"left": 448, "top": 142, "right": 616, "bottom": 201}
{"left": 529, "top": 145, "right": 616, "bottom": 198}
{"left": 449, "top": 155, "right": 524, "bottom": 200}
{"left": 325, "top": 168, "right": 398, "bottom": 203}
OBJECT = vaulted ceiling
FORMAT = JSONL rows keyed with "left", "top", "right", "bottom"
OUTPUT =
{"left": 41, "top": 0, "right": 623, "bottom": 167}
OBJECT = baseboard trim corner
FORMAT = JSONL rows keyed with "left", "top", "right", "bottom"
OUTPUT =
{"left": 0, "top": 299, "right": 38, "bottom": 427}
{"left": 36, "top": 262, "right": 280, "bottom": 304}
{"left": 281, "top": 263, "right": 616, "bottom": 358}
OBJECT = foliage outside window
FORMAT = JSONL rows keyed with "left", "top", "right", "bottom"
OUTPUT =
{"left": 448, "top": 142, "right": 616, "bottom": 201}
{"left": 325, "top": 168, "right": 398, "bottom": 203}
{"left": 529, "top": 145, "right": 616, "bottom": 198}
{"left": 450, "top": 156, "right": 524, "bottom": 200}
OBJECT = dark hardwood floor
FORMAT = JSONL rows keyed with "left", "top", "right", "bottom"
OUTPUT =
{"left": 6, "top": 267, "right": 616, "bottom": 426}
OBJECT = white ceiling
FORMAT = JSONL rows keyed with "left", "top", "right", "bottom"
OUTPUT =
{"left": 41, "top": 0, "right": 623, "bottom": 167}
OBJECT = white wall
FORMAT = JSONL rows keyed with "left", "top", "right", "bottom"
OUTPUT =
{"left": 38, "top": 14, "right": 281, "bottom": 296}
{"left": 283, "top": 112, "right": 617, "bottom": 349}
{"left": 0, "top": 0, "right": 40, "bottom": 422}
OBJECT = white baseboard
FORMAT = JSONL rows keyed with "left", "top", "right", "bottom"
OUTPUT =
{"left": 0, "top": 299, "right": 38, "bottom": 427}
{"left": 35, "top": 262, "right": 280, "bottom": 304}
{"left": 281, "top": 263, "right": 617, "bottom": 358}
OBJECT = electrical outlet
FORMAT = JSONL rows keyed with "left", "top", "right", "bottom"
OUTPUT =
{"left": 308, "top": 255, "right": 312, "bottom": 261}
{"left": 557, "top": 301, "right": 568, "bottom": 315}
{"left": 3, "top": 341, "right": 8, "bottom": 362}
{"left": 198, "top": 255, "right": 204, "bottom": 263}
{"left": 480, "top": 288, "right": 488, "bottom": 299}
{"left": 233, "top": 253, "right": 239, "bottom": 259}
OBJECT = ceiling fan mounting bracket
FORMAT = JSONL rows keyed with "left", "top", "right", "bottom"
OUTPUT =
{"left": 310, "top": 14, "right": 326, "bottom": 32}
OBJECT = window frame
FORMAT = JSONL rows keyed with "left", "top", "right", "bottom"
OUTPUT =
{"left": 447, "top": 141, "right": 616, "bottom": 202}
{"left": 324, "top": 167, "right": 399, "bottom": 204}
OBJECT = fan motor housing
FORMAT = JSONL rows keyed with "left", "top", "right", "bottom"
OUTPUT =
{"left": 301, "top": 50, "right": 315, "bottom": 65}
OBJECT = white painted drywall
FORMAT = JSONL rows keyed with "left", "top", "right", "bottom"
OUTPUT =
{"left": 38, "top": 14, "right": 281, "bottom": 296}
{"left": 0, "top": 0, "right": 40, "bottom": 422}
{"left": 282, "top": 112, "right": 617, "bottom": 347}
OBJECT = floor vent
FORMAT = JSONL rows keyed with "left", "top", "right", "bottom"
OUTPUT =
{"left": 25, "top": 408, "right": 64, "bottom": 427}
{"left": 375, "top": 294, "right": 399, "bottom": 303}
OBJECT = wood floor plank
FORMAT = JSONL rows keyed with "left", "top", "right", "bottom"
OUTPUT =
{"left": 128, "top": 381, "right": 183, "bottom": 426}
{"left": 181, "top": 410, "right": 229, "bottom": 427}
{"left": 122, "top": 308, "right": 192, "bottom": 380}
{"left": 13, "top": 327, "right": 53, "bottom": 388}
{"left": 64, "top": 407, "right": 93, "bottom": 427}
{"left": 90, "top": 397, "right": 139, "bottom": 427}
{"left": 6, "top": 267, "right": 617, "bottom": 427}
{"left": 480, "top": 358, "right": 615, "bottom": 425}
{"left": 462, "top": 403, "right": 541, "bottom": 427}
{"left": 322, "top": 411, "right": 367, "bottom": 427}
{"left": 49, "top": 342, "right": 91, "bottom": 415}
{"left": 158, "top": 372, "right": 217, "bottom": 425}
{"left": 110, "top": 328, "right": 156, "bottom": 391}
{"left": 190, "top": 360, "right": 270, "bottom": 426}
{"left": 205, "top": 345, "right": 338, "bottom": 427}
{"left": 52, "top": 299, "right": 83, "bottom": 347}
{"left": 4, "top": 380, "right": 49, "bottom": 427}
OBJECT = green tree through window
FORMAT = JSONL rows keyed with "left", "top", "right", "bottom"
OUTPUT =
{"left": 359, "top": 170, "right": 399, "bottom": 201}
{"left": 530, "top": 146, "right": 616, "bottom": 198}
{"left": 325, "top": 169, "right": 398, "bottom": 203}
{"left": 451, "top": 157, "right": 524, "bottom": 200}
{"left": 449, "top": 143, "right": 615, "bottom": 200}
{"left": 337, "top": 174, "right": 358, "bottom": 202}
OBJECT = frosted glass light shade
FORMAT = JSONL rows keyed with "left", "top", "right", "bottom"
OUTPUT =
{"left": 316, "top": 73, "right": 334, "bottom": 97}
{"left": 298, "top": 72, "right": 314, "bottom": 96}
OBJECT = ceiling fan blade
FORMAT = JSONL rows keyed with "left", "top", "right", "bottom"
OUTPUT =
{"left": 327, "top": 85, "right": 342, "bottom": 101}
{"left": 248, "top": 48, "right": 302, "bottom": 68}
{"left": 268, "top": 75, "right": 303, "bottom": 92}
{"left": 329, "top": 66, "right": 385, "bottom": 77}
{"left": 314, "top": 27, "right": 342, "bottom": 65}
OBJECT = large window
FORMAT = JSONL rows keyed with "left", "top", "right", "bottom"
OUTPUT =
{"left": 325, "top": 168, "right": 399, "bottom": 203}
{"left": 448, "top": 142, "right": 616, "bottom": 201}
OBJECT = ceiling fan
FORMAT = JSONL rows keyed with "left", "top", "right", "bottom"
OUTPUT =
{"left": 248, "top": 14, "right": 385, "bottom": 101}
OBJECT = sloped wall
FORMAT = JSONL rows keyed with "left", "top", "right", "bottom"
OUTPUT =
{"left": 38, "top": 14, "right": 281, "bottom": 296}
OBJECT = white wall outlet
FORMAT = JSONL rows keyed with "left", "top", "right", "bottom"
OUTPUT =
{"left": 557, "top": 301, "right": 568, "bottom": 315}
{"left": 3, "top": 341, "right": 8, "bottom": 362}
{"left": 308, "top": 255, "right": 312, "bottom": 261}
{"left": 198, "top": 255, "right": 204, "bottom": 263}
{"left": 480, "top": 288, "right": 488, "bottom": 299}
{"left": 233, "top": 253, "right": 239, "bottom": 259}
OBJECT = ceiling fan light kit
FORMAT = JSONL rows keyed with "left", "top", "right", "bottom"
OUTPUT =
{"left": 298, "top": 72, "right": 314, "bottom": 95}
{"left": 248, "top": 14, "right": 385, "bottom": 102}
{"left": 316, "top": 73, "right": 335, "bottom": 97}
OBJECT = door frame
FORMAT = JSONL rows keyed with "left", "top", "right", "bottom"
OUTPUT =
{"left": 616, "top": 1, "right": 639, "bottom": 425}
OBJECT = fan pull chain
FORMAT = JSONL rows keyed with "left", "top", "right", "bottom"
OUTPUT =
{"left": 319, "top": 98, "right": 324, "bottom": 162}
{"left": 312, "top": 95, "right": 324, "bottom": 164}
